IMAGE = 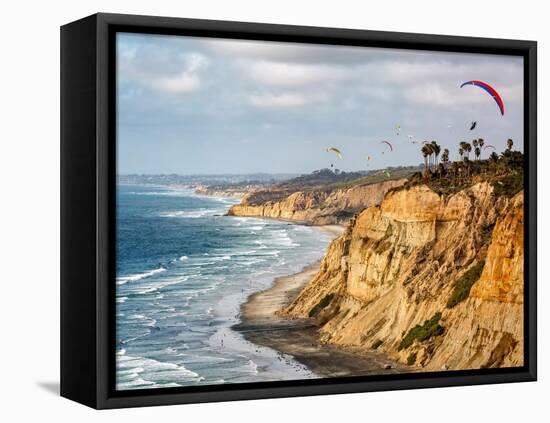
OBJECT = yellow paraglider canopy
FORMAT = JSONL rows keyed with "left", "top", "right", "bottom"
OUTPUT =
{"left": 326, "top": 147, "right": 343, "bottom": 159}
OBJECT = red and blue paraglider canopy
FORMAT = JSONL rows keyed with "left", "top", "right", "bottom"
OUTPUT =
{"left": 460, "top": 80, "right": 504, "bottom": 115}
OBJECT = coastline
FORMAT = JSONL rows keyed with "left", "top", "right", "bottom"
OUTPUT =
{"left": 234, "top": 226, "right": 407, "bottom": 378}
{"left": 225, "top": 212, "right": 345, "bottom": 228}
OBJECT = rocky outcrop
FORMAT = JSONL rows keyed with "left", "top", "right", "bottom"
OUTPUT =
{"left": 281, "top": 182, "right": 524, "bottom": 370}
{"left": 227, "top": 179, "right": 407, "bottom": 225}
{"left": 194, "top": 185, "right": 247, "bottom": 198}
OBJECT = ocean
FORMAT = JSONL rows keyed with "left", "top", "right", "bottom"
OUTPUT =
{"left": 116, "top": 184, "right": 333, "bottom": 390}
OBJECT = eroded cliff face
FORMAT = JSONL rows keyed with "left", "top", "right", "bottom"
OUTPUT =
{"left": 194, "top": 186, "right": 247, "bottom": 198}
{"left": 227, "top": 179, "right": 407, "bottom": 225}
{"left": 281, "top": 182, "right": 524, "bottom": 370}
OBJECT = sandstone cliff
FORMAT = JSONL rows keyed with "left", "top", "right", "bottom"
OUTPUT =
{"left": 227, "top": 179, "right": 407, "bottom": 225}
{"left": 281, "top": 182, "right": 524, "bottom": 370}
{"left": 194, "top": 185, "right": 247, "bottom": 198}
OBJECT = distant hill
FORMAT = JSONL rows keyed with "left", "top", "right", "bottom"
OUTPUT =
{"left": 242, "top": 166, "right": 422, "bottom": 204}
{"left": 227, "top": 166, "right": 423, "bottom": 224}
{"left": 276, "top": 168, "right": 368, "bottom": 191}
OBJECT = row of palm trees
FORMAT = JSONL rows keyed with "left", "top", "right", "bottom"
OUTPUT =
{"left": 421, "top": 141, "right": 450, "bottom": 172}
{"left": 421, "top": 138, "right": 514, "bottom": 173}
{"left": 458, "top": 138, "right": 486, "bottom": 161}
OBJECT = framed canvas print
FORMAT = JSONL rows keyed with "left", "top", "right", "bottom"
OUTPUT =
{"left": 60, "top": 13, "right": 537, "bottom": 409}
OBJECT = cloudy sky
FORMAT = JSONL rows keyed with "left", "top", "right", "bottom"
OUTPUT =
{"left": 117, "top": 33, "right": 523, "bottom": 175}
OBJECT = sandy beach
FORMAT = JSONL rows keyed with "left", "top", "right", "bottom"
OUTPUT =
{"left": 234, "top": 225, "right": 407, "bottom": 378}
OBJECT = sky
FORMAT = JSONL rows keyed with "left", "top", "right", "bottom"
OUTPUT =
{"left": 117, "top": 33, "right": 524, "bottom": 175}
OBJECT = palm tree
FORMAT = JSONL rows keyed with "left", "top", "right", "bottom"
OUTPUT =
{"left": 431, "top": 141, "right": 441, "bottom": 168}
{"left": 475, "top": 147, "right": 481, "bottom": 161}
{"left": 423, "top": 143, "right": 431, "bottom": 170}
{"left": 472, "top": 139, "right": 479, "bottom": 160}
{"left": 478, "top": 138, "right": 485, "bottom": 149}
{"left": 441, "top": 148, "right": 449, "bottom": 167}
{"left": 463, "top": 142, "right": 472, "bottom": 160}
{"left": 507, "top": 138, "right": 514, "bottom": 151}
{"left": 421, "top": 145, "right": 430, "bottom": 171}
{"left": 459, "top": 141, "right": 468, "bottom": 160}
{"left": 489, "top": 151, "right": 499, "bottom": 163}
{"left": 441, "top": 148, "right": 450, "bottom": 178}
{"left": 478, "top": 138, "right": 485, "bottom": 159}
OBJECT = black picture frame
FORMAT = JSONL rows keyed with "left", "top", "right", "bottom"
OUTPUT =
{"left": 60, "top": 12, "right": 537, "bottom": 409}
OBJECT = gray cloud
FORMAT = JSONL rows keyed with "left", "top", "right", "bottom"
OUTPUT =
{"left": 117, "top": 33, "right": 524, "bottom": 174}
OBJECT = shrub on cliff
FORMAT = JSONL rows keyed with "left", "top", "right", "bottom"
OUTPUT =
{"left": 399, "top": 312, "right": 444, "bottom": 351}
{"left": 492, "top": 172, "right": 524, "bottom": 197}
{"left": 371, "top": 339, "right": 383, "bottom": 349}
{"left": 446, "top": 261, "right": 485, "bottom": 309}
{"left": 407, "top": 352, "right": 418, "bottom": 365}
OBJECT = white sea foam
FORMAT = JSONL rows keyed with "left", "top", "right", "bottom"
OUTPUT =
{"left": 116, "top": 352, "right": 197, "bottom": 391}
{"left": 137, "top": 286, "right": 159, "bottom": 294}
{"left": 116, "top": 266, "right": 166, "bottom": 285}
{"left": 255, "top": 250, "right": 281, "bottom": 257}
{"left": 246, "top": 359, "right": 259, "bottom": 375}
{"left": 126, "top": 313, "right": 157, "bottom": 328}
{"left": 159, "top": 209, "right": 223, "bottom": 218}
{"left": 116, "top": 188, "right": 333, "bottom": 388}
{"left": 271, "top": 230, "right": 300, "bottom": 247}
{"left": 232, "top": 217, "right": 250, "bottom": 222}
{"left": 120, "top": 332, "right": 150, "bottom": 344}
{"left": 126, "top": 275, "right": 190, "bottom": 295}
{"left": 127, "top": 190, "right": 193, "bottom": 198}
{"left": 209, "top": 255, "right": 231, "bottom": 262}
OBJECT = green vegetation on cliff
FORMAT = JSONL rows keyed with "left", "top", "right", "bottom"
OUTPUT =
{"left": 447, "top": 261, "right": 485, "bottom": 309}
{"left": 407, "top": 352, "right": 418, "bottom": 365}
{"left": 399, "top": 312, "right": 444, "bottom": 351}
{"left": 371, "top": 339, "right": 383, "bottom": 349}
{"left": 396, "top": 149, "right": 524, "bottom": 197}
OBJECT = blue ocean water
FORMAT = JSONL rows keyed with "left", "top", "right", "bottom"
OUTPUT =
{"left": 116, "top": 184, "right": 333, "bottom": 390}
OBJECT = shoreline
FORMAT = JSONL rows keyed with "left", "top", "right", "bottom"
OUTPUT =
{"left": 198, "top": 192, "right": 406, "bottom": 377}
{"left": 233, "top": 245, "right": 408, "bottom": 379}
{"left": 226, "top": 211, "right": 348, "bottom": 228}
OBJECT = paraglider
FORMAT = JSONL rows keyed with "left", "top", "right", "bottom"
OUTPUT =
{"left": 326, "top": 147, "right": 343, "bottom": 159}
{"left": 470, "top": 121, "right": 477, "bottom": 131}
{"left": 483, "top": 145, "right": 496, "bottom": 151}
{"left": 366, "top": 155, "right": 372, "bottom": 161}
{"left": 380, "top": 141, "right": 393, "bottom": 152}
{"left": 461, "top": 80, "right": 505, "bottom": 116}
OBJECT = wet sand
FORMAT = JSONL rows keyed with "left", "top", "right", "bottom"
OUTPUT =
{"left": 234, "top": 226, "right": 407, "bottom": 378}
